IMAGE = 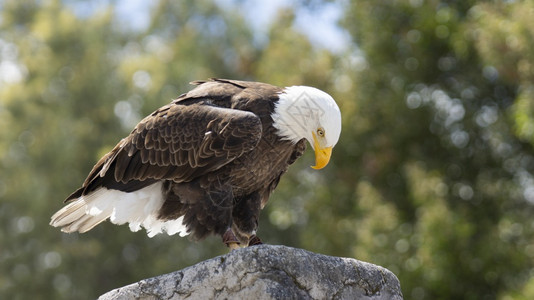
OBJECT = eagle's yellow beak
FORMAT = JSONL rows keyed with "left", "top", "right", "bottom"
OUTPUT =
{"left": 311, "top": 132, "right": 333, "bottom": 170}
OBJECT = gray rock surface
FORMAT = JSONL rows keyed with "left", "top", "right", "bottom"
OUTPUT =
{"left": 98, "top": 245, "right": 403, "bottom": 300}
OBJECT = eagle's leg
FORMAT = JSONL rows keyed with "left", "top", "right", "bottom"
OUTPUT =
{"left": 248, "top": 234, "right": 263, "bottom": 246}
{"left": 232, "top": 192, "right": 263, "bottom": 247}
{"left": 222, "top": 228, "right": 241, "bottom": 250}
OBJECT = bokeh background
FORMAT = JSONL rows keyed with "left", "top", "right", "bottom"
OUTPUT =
{"left": 1, "top": 0, "right": 534, "bottom": 299}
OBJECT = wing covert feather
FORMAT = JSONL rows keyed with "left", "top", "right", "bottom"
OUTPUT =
{"left": 114, "top": 103, "right": 262, "bottom": 183}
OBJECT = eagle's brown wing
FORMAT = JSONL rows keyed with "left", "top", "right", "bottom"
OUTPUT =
{"left": 66, "top": 102, "right": 262, "bottom": 201}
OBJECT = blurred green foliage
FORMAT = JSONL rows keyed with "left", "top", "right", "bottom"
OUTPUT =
{"left": 1, "top": 0, "right": 534, "bottom": 299}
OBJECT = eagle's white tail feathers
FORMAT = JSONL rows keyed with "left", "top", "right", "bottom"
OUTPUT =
{"left": 65, "top": 213, "right": 109, "bottom": 233}
{"left": 50, "top": 200, "right": 87, "bottom": 229}
{"left": 50, "top": 182, "right": 189, "bottom": 237}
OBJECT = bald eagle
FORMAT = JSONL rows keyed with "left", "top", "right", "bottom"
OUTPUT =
{"left": 50, "top": 79, "right": 342, "bottom": 248}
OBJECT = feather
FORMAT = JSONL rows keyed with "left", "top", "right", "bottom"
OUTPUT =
{"left": 50, "top": 182, "right": 189, "bottom": 237}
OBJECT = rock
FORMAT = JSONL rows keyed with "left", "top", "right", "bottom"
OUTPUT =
{"left": 98, "top": 245, "right": 403, "bottom": 300}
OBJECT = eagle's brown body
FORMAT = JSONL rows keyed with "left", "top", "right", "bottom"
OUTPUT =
{"left": 55, "top": 79, "right": 306, "bottom": 244}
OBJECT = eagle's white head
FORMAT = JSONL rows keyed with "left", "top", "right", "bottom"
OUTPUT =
{"left": 272, "top": 86, "right": 342, "bottom": 169}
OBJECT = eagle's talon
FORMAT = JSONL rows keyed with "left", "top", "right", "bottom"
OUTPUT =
{"left": 222, "top": 228, "right": 240, "bottom": 249}
{"left": 248, "top": 235, "right": 263, "bottom": 246}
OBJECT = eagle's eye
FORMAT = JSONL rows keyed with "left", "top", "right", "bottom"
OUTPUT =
{"left": 317, "top": 128, "right": 325, "bottom": 137}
